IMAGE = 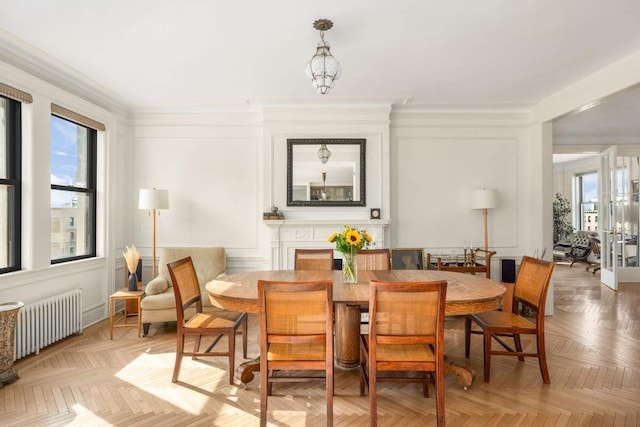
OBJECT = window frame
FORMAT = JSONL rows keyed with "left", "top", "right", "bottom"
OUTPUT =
{"left": 50, "top": 114, "right": 97, "bottom": 264}
{"left": 575, "top": 171, "right": 598, "bottom": 232}
{"left": 0, "top": 95, "right": 22, "bottom": 274}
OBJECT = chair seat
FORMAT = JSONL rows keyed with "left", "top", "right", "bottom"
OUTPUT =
{"left": 362, "top": 335, "right": 434, "bottom": 362}
{"left": 267, "top": 342, "right": 326, "bottom": 361}
{"left": 471, "top": 310, "right": 536, "bottom": 332}
{"left": 184, "top": 311, "right": 244, "bottom": 330}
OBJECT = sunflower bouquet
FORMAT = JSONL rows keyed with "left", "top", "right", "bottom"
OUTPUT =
{"left": 328, "top": 225, "right": 373, "bottom": 283}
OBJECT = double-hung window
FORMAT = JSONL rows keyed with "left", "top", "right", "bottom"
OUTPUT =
{"left": 0, "top": 95, "right": 21, "bottom": 273}
{"left": 576, "top": 171, "right": 598, "bottom": 232}
{"left": 50, "top": 110, "right": 97, "bottom": 263}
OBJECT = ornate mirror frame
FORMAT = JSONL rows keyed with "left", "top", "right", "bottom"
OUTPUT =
{"left": 287, "top": 138, "right": 366, "bottom": 207}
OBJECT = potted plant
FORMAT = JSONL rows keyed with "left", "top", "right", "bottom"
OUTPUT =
{"left": 553, "top": 193, "right": 574, "bottom": 244}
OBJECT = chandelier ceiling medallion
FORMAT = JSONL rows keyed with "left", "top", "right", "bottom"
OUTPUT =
{"left": 317, "top": 143, "right": 332, "bottom": 164}
{"left": 305, "top": 19, "right": 341, "bottom": 95}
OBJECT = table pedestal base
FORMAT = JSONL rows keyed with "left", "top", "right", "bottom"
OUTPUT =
{"left": 237, "top": 357, "right": 260, "bottom": 385}
{"left": 335, "top": 303, "right": 361, "bottom": 368}
{"left": 444, "top": 356, "right": 476, "bottom": 389}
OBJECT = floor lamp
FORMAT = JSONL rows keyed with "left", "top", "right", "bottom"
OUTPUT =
{"left": 471, "top": 188, "right": 499, "bottom": 251}
{"left": 139, "top": 188, "right": 170, "bottom": 278}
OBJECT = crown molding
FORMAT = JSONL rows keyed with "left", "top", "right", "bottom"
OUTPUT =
{"left": 0, "top": 29, "right": 131, "bottom": 115}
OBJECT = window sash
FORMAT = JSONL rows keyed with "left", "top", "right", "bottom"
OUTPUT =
{"left": 0, "top": 95, "right": 21, "bottom": 274}
{"left": 50, "top": 115, "right": 97, "bottom": 263}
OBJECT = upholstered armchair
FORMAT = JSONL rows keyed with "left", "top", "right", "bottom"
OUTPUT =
{"left": 140, "top": 247, "right": 226, "bottom": 336}
{"left": 553, "top": 231, "right": 598, "bottom": 267}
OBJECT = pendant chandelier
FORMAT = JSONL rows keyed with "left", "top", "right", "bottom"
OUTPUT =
{"left": 317, "top": 144, "right": 332, "bottom": 164}
{"left": 305, "top": 19, "right": 341, "bottom": 95}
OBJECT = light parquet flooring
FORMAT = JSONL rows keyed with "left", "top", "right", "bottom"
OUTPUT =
{"left": 2, "top": 264, "right": 640, "bottom": 426}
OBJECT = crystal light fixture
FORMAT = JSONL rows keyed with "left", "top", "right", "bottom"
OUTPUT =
{"left": 317, "top": 144, "right": 332, "bottom": 164}
{"left": 305, "top": 19, "right": 341, "bottom": 95}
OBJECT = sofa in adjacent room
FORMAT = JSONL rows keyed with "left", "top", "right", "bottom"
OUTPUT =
{"left": 140, "top": 247, "right": 227, "bottom": 336}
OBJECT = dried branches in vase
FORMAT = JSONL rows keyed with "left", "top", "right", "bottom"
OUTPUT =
{"left": 123, "top": 245, "right": 140, "bottom": 291}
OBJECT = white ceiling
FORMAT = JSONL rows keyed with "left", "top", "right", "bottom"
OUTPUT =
{"left": 1, "top": 0, "right": 640, "bottom": 112}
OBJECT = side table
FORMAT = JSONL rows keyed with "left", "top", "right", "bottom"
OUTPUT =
{"left": 109, "top": 288, "right": 144, "bottom": 339}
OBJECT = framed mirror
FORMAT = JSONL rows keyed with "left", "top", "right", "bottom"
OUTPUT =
{"left": 287, "top": 138, "right": 366, "bottom": 206}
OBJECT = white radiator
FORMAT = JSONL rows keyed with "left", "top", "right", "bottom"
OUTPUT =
{"left": 14, "top": 289, "right": 83, "bottom": 360}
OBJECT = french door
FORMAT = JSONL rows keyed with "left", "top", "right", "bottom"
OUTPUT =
{"left": 598, "top": 146, "right": 640, "bottom": 290}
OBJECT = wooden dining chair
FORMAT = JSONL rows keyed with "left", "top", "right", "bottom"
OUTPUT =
{"left": 360, "top": 279, "right": 447, "bottom": 427}
{"left": 357, "top": 249, "right": 391, "bottom": 271}
{"left": 464, "top": 256, "right": 555, "bottom": 383}
{"left": 294, "top": 248, "right": 334, "bottom": 271}
{"left": 258, "top": 279, "right": 334, "bottom": 427}
{"left": 356, "top": 249, "right": 391, "bottom": 325}
{"left": 167, "top": 257, "right": 248, "bottom": 385}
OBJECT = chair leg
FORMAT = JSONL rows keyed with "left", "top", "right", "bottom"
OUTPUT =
{"left": 327, "top": 363, "right": 334, "bottom": 427}
{"left": 422, "top": 372, "right": 429, "bottom": 398}
{"left": 172, "top": 333, "right": 184, "bottom": 383}
{"left": 369, "top": 362, "right": 377, "bottom": 427}
{"left": 359, "top": 345, "right": 366, "bottom": 396}
{"left": 464, "top": 316, "right": 472, "bottom": 358}
{"left": 241, "top": 315, "right": 248, "bottom": 359}
{"left": 513, "top": 333, "right": 525, "bottom": 362}
{"left": 193, "top": 334, "right": 202, "bottom": 360}
{"left": 228, "top": 328, "right": 236, "bottom": 385}
{"left": 483, "top": 329, "right": 492, "bottom": 383}
{"left": 260, "top": 360, "right": 268, "bottom": 427}
{"left": 537, "top": 334, "right": 550, "bottom": 384}
{"left": 435, "top": 365, "right": 445, "bottom": 427}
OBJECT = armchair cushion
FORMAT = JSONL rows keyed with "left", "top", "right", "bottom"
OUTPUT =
{"left": 157, "top": 247, "right": 226, "bottom": 288}
{"left": 145, "top": 276, "right": 169, "bottom": 296}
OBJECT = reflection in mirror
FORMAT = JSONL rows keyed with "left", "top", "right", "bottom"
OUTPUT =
{"left": 287, "top": 139, "right": 366, "bottom": 206}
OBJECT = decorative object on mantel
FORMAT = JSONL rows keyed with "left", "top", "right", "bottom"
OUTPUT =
{"left": 263, "top": 205, "right": 285, "bottom": 220}
{"left": 123, "top": 245, "right": 141, "bottom": 291}
{"left": 139, "top": 188, "right": 169, "bottom": 277}
{"left": 471, "top": 188, "right": 499, "bottom": 252}
{"left": 0, "top": 301, "right": 23, "bottom": 388}
{"left": 305, "top": 18, "right": 341, "bottom": 95}
{"left": 370, "top": 208, "right": 381, "bottom": 219}
{"left": 328, "top": 225, "right": 373, "bottom": 283}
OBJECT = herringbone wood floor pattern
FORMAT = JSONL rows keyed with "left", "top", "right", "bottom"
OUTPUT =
{"left": 2, "top": 264, "right": 639, "bottom": 426}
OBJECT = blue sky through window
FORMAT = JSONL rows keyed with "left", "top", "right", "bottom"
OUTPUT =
{"left": 583, "top": 172, "right": 597, "bottom": 202}
{"left": 51, "top": 115, "right": 79, "bottom": 207}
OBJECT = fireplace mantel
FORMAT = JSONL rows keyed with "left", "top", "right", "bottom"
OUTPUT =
{"left": 264, "top": 219, "right": 391, "bottom": 270}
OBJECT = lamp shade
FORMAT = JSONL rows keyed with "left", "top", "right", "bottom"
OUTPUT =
{"left": 138, "top": 189, "right": 169, "bottom": 210}
{"left": 471, "top": 188, "right": 499, "bottom": 210}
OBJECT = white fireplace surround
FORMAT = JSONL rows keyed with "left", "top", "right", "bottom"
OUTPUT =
{"left": 265, "top": 220, "right": 391, "bottom": 270}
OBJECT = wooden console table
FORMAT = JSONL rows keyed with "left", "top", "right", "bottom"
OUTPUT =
{"left": 426, "top": 249, "right": 496, "bottom": 279}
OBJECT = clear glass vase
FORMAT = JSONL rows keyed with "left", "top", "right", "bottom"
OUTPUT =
{"left": 342, "top": 251, "right": 358, "bottom": 284}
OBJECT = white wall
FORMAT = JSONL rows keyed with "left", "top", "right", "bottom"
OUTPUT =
{"left": 0, "top": 59, "right": 131, "bottom": 328}
{"left": 131, "top": 107, "right": 546, "bottom": 284}
{"left": 132, "top": 112, "right": 264, "bottom": 273}
{"left": 390, "top": 112, "right": 529, "bottom": 255}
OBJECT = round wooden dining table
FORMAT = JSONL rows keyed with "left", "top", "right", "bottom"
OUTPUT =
{"left": 206, "top": 269, "right": 505, "bottom": 388}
